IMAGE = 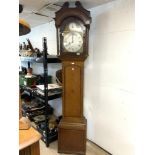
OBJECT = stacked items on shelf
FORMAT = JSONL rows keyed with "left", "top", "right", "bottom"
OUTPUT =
{"left": 36, "top": 83, "right": 62, "bottom": 96}
{"left": 36, "top": 74, "right": 52, "bottom": 85}
{"left": 19, "top": 38, "right": 42, "bottom": 58}
{"left": 36, "top": 115, "right": 62, "bottom": 143}
{"left": 21, "top": 95, "right": 61, "bottom": 144}
{"left": 22, "top": 98, "right": 53, "bottom": 121}
{"left": 20, "top": 37, "right": 62, "bottom": 147}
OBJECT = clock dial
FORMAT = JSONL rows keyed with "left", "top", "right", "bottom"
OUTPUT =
{"left": 57, "top": 16, "right": 89, "bottom": 58}
{"left": 62, "top": 21, "right": 85, "bottom": 53}
{"left": 63, "top": 32, "right": 83, "bottom": 52}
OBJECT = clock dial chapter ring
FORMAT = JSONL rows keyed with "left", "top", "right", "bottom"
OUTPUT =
{"left": 63, "top": 32, "right": 83, "bottom": 53}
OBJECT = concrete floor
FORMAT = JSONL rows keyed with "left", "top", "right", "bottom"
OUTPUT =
{"left": 40, "top": 140, "right": 110, "bottom": 155}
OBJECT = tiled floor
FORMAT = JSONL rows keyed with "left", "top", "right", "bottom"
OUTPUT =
{"left": 40, "top": 140, "right": 110, "bottom": 155}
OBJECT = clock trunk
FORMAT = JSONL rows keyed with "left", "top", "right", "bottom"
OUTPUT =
{"left": 63, "top": 61, "right": 84, "bottom": 118}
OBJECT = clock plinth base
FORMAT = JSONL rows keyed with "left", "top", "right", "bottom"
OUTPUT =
{"left": 58, "top": 118, "right": 87, "bottom": 155}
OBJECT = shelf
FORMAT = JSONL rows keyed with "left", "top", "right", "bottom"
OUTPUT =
{"left": 20, "top": 56, "right": 37, "bottom": 62}
{"left": 34, "top": 91, "right": 62, "bottom": 100}
{"left": 20, "top": 55, "right": 61, "bottom": 63}
{"left": 36, "top": 55, "right": 61, "bottom": 63}
{"left": 20, "top": 85, "right": 62, "bottom": 101}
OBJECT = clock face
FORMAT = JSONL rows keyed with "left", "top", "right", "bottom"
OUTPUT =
{"left": 63, "top": 32, "right": 83, "bottom": 52}
{"left": 62, "top": 21, "right": 85, "bottom": 53}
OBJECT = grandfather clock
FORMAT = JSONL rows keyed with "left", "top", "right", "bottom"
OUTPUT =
{"left": 55, "top": 1, "right": 91, "bottom": 154}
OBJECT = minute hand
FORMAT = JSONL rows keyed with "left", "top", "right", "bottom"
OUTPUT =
{"left": 72, "top": 34, "right": 74, "bottom": 43}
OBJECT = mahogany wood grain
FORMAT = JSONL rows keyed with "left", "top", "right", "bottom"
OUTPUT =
{"left": 62, "top": 61, "right": 84, "bottom": 118}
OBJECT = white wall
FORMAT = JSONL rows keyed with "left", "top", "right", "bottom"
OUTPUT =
{"left": 84, "top": 0, "right": 135, "bottom": 155}
{"left": 135, "top": 1, "right": 155, "bottom": 154}
{"left": 19, "top": 0, "right": 135, "bottom": 154}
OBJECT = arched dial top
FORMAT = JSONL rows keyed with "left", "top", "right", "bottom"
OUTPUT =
{"left": 55, "top": 1, "right": 91, "bottom": 61}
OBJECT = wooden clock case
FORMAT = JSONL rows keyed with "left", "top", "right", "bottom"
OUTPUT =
{"left": 55, "top": 1, "right": 91, "bottom": 154}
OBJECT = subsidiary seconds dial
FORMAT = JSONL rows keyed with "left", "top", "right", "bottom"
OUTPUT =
{"left": 63, "top": 32, "right": 83, "bottom": 53}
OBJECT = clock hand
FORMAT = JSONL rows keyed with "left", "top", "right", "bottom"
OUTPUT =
{"left": 72, "top": 35, "right": 73, "bottom": 43}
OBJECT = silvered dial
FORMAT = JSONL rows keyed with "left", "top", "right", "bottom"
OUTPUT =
{"left": 62, "top": 21, "right": 85, "bottom": 53}
{"left": 63, "top": 32, "right": 83, "bottom": 52}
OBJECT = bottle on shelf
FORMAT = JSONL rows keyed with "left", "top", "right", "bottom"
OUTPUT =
{"left": 26, "top": 61, "right": 33, "bottom": 76}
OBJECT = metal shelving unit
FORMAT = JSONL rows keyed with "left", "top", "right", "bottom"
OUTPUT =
{"left": 20, "top": 37, "right": 62, "bottom": 147}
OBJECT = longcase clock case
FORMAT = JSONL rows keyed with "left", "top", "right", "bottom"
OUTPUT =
{"left": 55, "top": 1, "right": 91, "bottom": 154}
